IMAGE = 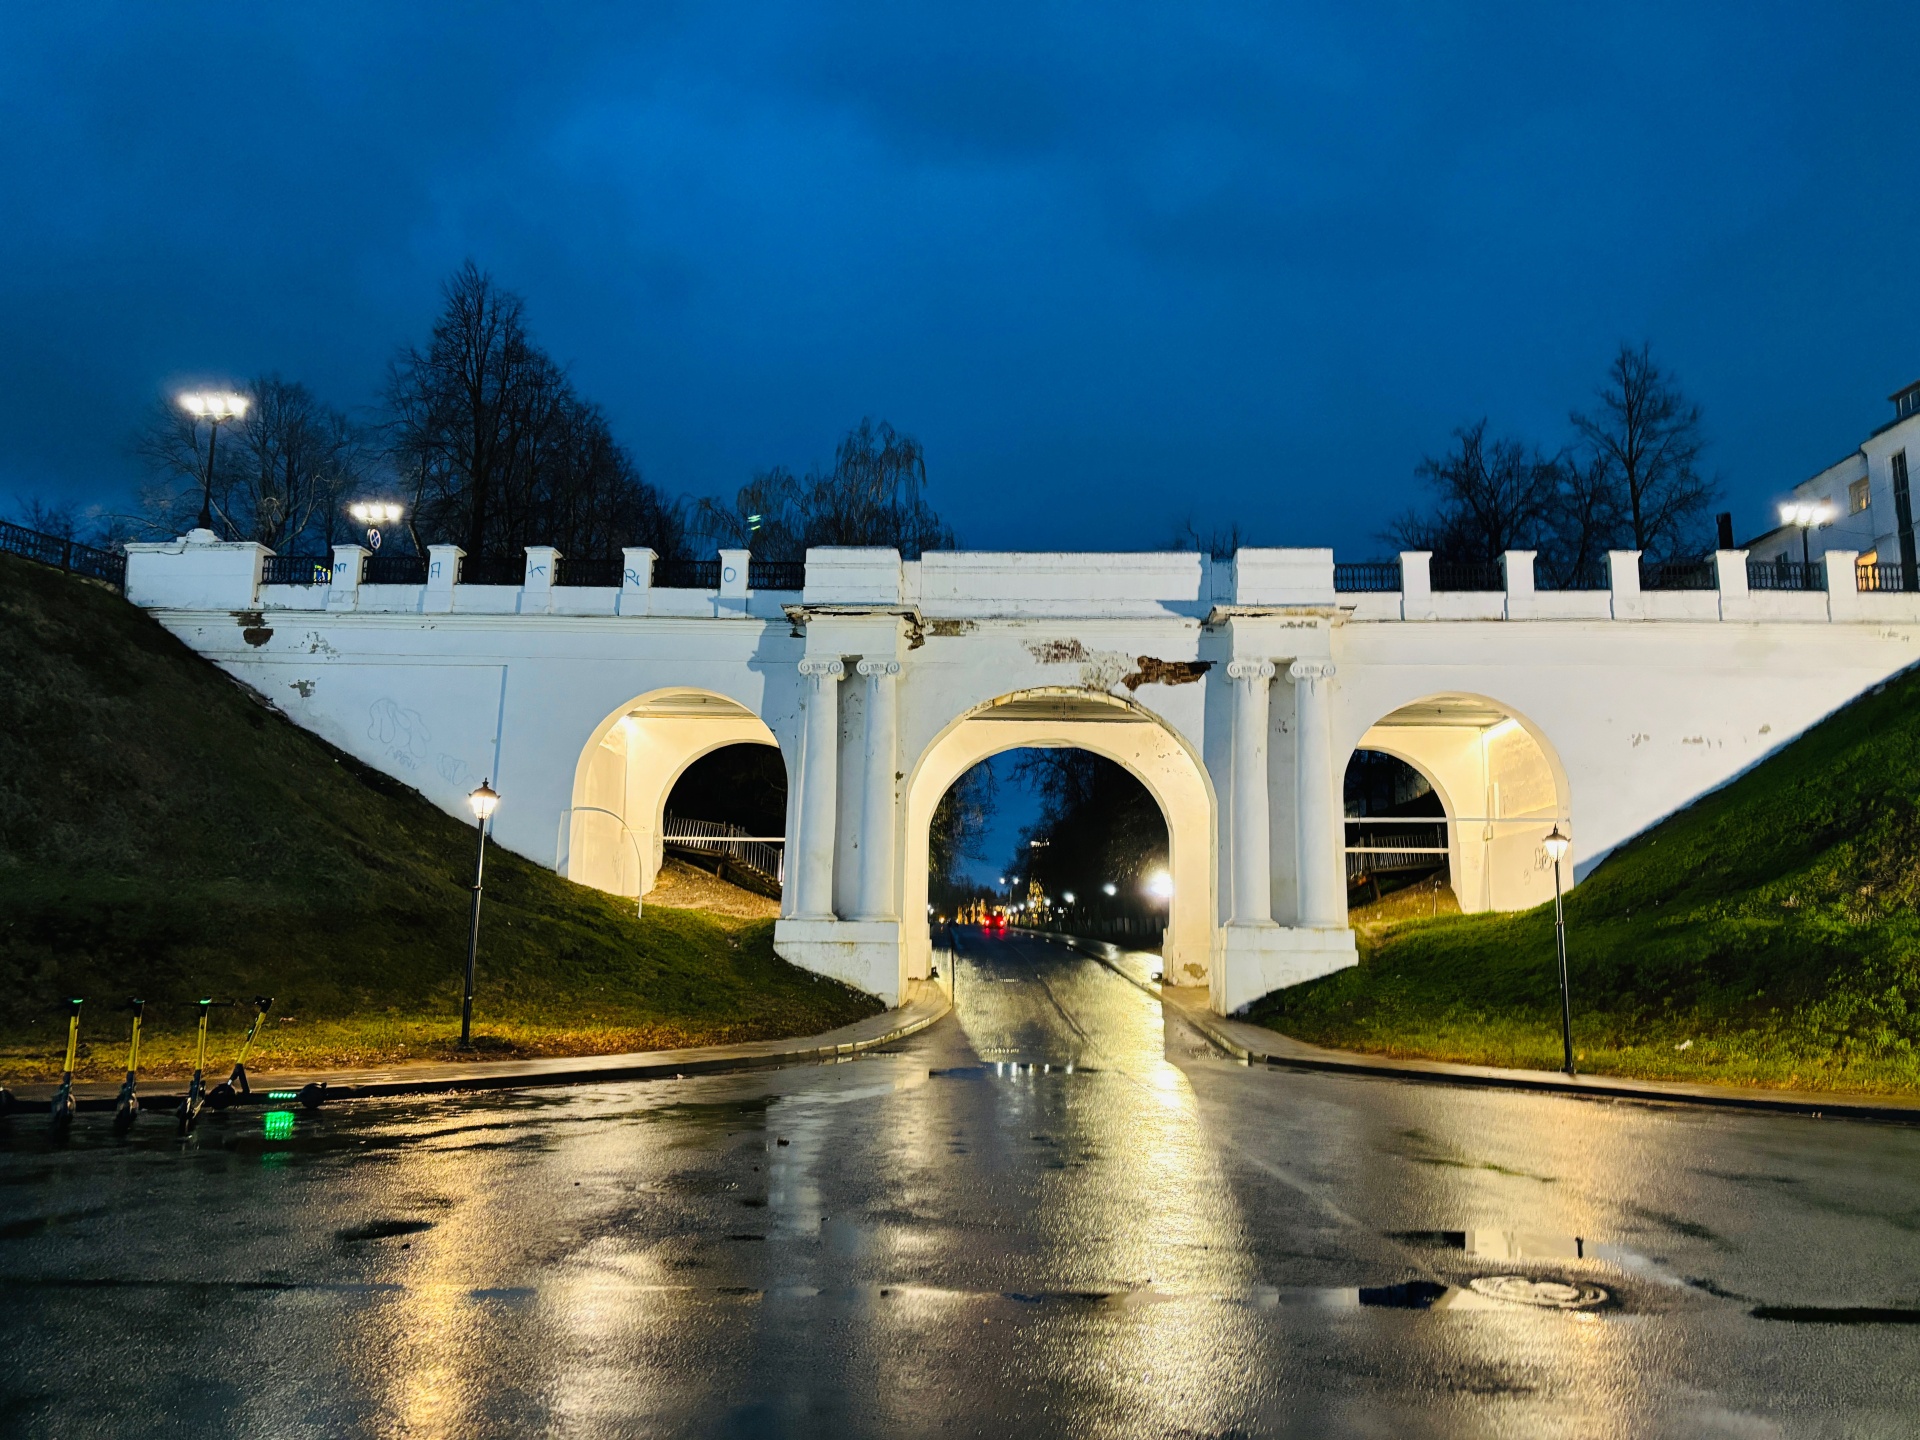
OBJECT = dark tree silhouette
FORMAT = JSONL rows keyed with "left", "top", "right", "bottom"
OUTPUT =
{"left": 1570, "top": 342, "right": 1716, "bottom": 560}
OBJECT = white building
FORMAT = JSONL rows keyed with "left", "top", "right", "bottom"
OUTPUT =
{"left": 1750, "top": 378, "right": 1920, "bottom": 581}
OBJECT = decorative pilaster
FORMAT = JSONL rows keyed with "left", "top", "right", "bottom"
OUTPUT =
{"left": 1288, "top": 659, "right": 1343, "bottom": 927}
{"left": 1227, "top": 659, "right": 1276, "bottom": 926}
{"left": 855, "top": 658, "right": 902, "bottom": 919}
{"left": 791, "top": 658, "right": 845, "bottom": 919}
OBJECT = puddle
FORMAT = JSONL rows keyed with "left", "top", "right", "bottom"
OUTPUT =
{"left": 336, "top": 1218, "right": 436, "bottom": 1243}
{"left": 1389, "top": 1229, "right": 1590, "bottom": 1260}
{"left": 1752, "top": 1305, "right": 1920, "bottom": 1325}
{"left": 931, "top": 1064, "right": 1097, "bottom": 1080}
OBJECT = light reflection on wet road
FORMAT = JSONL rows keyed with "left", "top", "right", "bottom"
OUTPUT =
{"left": 5, "top": 929, "right": 1920, "bottom": 1437}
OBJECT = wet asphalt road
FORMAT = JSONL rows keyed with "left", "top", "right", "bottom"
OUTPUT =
{"left": 5, "top": 932, "right": 1920, "bottom": 1438}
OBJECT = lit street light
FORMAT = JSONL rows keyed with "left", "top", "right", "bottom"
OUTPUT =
{"left": 460, "top": 780, "right": 501, "bottom": 1050}
{"left": 178, "top": 390, "right": 249, "bottom": 534}
{"left": 1102, "top": 882, "right": 1117, "bottom": 897}
{"left": 349, "top": 500, "right": 405, "bottom": 551}
{"left": 1544, "top": 824, "right": 1574, "bottom": 1076}
{"left": 1145, "top": 870, "right": 1173, "bottom": 901}
{"left": 1779, "top": 499, "right": 1837, "bottom": 568}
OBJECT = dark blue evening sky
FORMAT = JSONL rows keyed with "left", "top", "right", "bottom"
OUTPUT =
{"left": 4, "top": 3, "right": 1917, "bottom": 551}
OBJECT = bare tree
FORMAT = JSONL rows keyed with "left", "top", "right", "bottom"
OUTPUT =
{"left": 1381, "top": 420, "right": 1560, "bottom": 563}
{"left": 387, "top": 260, "right": 682, "bottom": 558}
{"left": 1170, "top": 517, "right": 1245, "bottom": 556}
{"left": 1570, "top": 343, "right": 1716, "bottom": 560}
{"left": 694, "top": 418, "right": 955, "bottom": 560}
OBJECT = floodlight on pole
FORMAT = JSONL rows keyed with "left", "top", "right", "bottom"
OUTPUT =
{"left": 1778, "top": 500, "right": 1839, "bottom": 568}
{"left": 177, "top": 390, "right": 249, "bottom": 534}
{"left": 459, "top": 780, "right": 501, "bottom": 1048}
{"left": 348, "top": 500, "right": 406, "bottom": 552}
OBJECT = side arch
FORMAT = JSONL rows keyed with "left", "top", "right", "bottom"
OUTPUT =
{"left": 565, "top": 688, "right": 786, "bottom": 900}
{"left": 900, "top": 687, "right": 1219, "bottom": 987}
{"left": 1347, "top": 691, "right": 1569, "bottom": 913}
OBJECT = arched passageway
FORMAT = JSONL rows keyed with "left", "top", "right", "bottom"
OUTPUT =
{"left": 903, "top": 690, "right": 1216, "bottom": 990}
{"left": 1348, "top": 693, "right": 1568, "bottom": 914}
{"left": 565, "top": 689, "right": 785, "bottom": 901}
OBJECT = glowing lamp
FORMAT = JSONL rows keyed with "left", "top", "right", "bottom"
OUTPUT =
{"left": 1543, "top": 824, "right": 1570, "bottom": 863}
{"left": 1146, "top": 870, "right": 1173, "bottom": 900}
{"left": 1063, "top": 892, "right": 1075, "bottom": 904}
{"left": 467, "top": 780, "right": 501, "bottom": 821}
{"left": 1102, "top": 882, "right": 1117, "bottom": 896}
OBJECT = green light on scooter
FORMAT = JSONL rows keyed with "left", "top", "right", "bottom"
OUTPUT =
{"left": 262, "top": 1110, "right": 296, "bottom": 1139}
{"left": 267, "top": 1090, "right": 298, "bottom": 1100}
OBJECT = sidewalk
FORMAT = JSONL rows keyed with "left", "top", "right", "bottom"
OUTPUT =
{"left": 1022, "top": 927, "right": 1920, "bottom": 1125}
{"left": 3, "top": 980, "right": 951, "bottom": 1111}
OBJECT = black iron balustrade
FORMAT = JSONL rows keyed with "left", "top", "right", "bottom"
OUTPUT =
{"left": 1856, "top": 562, "right": 1913, "bottom": 593}
{"left": 1333, "top": 561, "right": 1400, "bottom": 592}
{"left": 1746, "top": 558, "right": 1826, "bottom": 592}
{"left": 1, "top": 519, "right": 127, "bottom": 587}
{"left": 654, "top": 558, "right": 722, "bottom": 589}
{"left": 458, "top": 555, "right": 524, "bottom": 586}
{"left": 261, "top": 554, "right": 333, "bottom": 586}
{"left": 1535, "top": 560, "right": 1610, "bottom": 591}
{"left": 748, "top": 558, "right": 806, "bottom": 591}
{"left": 1639, "top": 558, "right": 1717, "bottom": 591}
{"left": 1430, "top": 561, "right": 1504, "bottom": 592}
{"left": 361, "top": 554, "right": 428, "bottom": 585}
{"left": 560, "top": 557, "right": 623, "bottom": 588}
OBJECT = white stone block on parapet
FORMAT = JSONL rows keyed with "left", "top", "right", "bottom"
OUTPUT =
{"left": 1502, "top": 550, "right": 1535, "bottom": 619}
{"left": 803, "top": 547, "right": 903, "bottom": 606}
{"left": 1215, "top": 925, "right": 1358, "bottom": 1015}
{"left": 1398, "top": 551, "right": 1433, "bottom": 620}
{"left": 915, "top": 550, "right": 1205, "bottom": 615}
{"left": 718, "top": 549, "right": 750, "bottom": 615}
{"left": 124, "top": 533, "right": 267, "bottom": 610}
{"left": 1607, "top": 551, "right": 1642, "bottom": 619}
{"left": 327, "top": 545, "right": 367, "bottom": 611}
{"left": 1232, "top": 548, "right": 1335, "bottom": 606}
{"left": 424, "top": 546, "right": 463, "bottom": 613}
{"left": 521, "top": 547, "right": 560, "bottom": 614}
{"left": 619, "top": 547, "right": 656, "bottom": 615}
{"left": 1714, "top": 550, "right": 1750, "bottom": 620}
{"left": 1825, "top": 550, "right": 1861, "bottom": 621}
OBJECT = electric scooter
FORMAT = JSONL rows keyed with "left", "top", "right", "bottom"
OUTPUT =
{"left": 205, "top": 996, "right": 273, "bottom": 1111}
{"left": 176, "top": 998, "right": 214, "bottom": 1136}
{"left": 111, "top": 999, "right": 146, "bottom": 1135}
{"left": 49, "top": 998, "right": 82, "bottom": 1140}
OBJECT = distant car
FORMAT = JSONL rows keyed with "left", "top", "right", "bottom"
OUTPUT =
{"left": 985, "top": 913, "right": 1007, "bottom": 935}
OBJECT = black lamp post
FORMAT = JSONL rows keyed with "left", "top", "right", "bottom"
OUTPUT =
{"left": 179, "top": 391, "right": 248, "bottom": 534}
{"left": 460, "top": 780, "right": 500, "bottom": 1050}
{"left": 1544, "top": 824, "right": 1574, "bottom": 1076}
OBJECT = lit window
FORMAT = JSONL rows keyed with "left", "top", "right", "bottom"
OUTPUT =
{"left": 1850, "top": 478, "right": 1871, "bottom": 514}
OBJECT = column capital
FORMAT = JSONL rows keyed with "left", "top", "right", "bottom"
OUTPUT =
{"left": 1226, "top": 658, "right": 1276, "bottom": 681}
{"left": 856, "top": 658, "right": 901, "bottom": 677}
{"left": 799, "top": 658, "right": 845, "bottom": 679}
{"left": 1288, "top": 659, "right": 1336, "bottom": 684}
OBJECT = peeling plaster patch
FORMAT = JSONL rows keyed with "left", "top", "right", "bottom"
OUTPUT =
{"left": 304, "top": 632, "right": 340, "bottom": 657}
{"left": 1121, "top": 656, "right": 1212, "bottom": 690}
{"left": 1631, "top": 733, "right": 1650, "bottom": 747}
{"left": 235, "top": 610, "right": 274, "bottom": 647}
{"left": 1027, "top": 639, "right": 1089, "bottom": 664}
{"left": 928, "top": 619, "right": 977, "bottom": 637}
{"left": 1759, "top": 724, "right": 1771, "bottom": 734}
{"left": 289, "top": 679, "right": 315, "bottom": 699}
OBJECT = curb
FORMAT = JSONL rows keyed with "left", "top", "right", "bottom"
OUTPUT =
{"left": 1011, "top": 927, "right": 1920, "bottom": 1127}
{"left": 3, "top": 985, "right": 952, "bottom": 1113}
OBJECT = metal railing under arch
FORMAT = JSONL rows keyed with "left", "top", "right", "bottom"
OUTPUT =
{"left": 554, "top": 806, "right": 648, "bottom": 917}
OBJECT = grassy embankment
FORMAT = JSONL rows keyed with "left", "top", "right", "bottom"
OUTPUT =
{"left": 0, "top": 554, "right": 877, "bottom": 1083}
{"left": 1250, "top": 665, "right": 1920, "bottom": 1093}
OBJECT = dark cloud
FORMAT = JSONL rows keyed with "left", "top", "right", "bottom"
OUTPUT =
{"left": 2, "top": 2, "right": 1916, "bottom": 552}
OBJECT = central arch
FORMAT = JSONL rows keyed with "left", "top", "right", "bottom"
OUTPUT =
{"left": 902, "top": 688, "right": 1217, "bottom": 988}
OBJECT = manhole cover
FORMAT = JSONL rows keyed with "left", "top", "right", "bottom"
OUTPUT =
{"left": 1469, "top": 1276, "right": 1608, "bottom": 1309}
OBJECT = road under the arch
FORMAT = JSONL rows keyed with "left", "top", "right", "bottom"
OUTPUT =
{"left": 5, "top": 937, "right": 1919, "bottom": 1436}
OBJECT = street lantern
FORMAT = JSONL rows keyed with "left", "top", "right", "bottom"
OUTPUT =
{"left": 1778, "top": 500, "right": 1838, "bottom": 568}
{"left": 1063, "top": 891, "right": 1075, "bottom": 905}
{"left": 1543, "top": 824, "right": 1574, "bottom": 1076}
{"left": 459, "top": 780, "right": 501, "bottom": 1049}
{"left": 1102, "top": 882, "right": 1117, "bottom": 897}
{"left": 177, "top": 390, "right": 249, "bottom": 534}
{"left": 1145, "top": 870, "right": 1173, "bottom": 901}
{"left": 349, "top": 500, "right": 405, "bottom": 551}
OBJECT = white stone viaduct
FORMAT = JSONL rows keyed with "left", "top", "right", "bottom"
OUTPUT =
{"left": 125, "top": 534, "right": 1920, "bottom": 1014}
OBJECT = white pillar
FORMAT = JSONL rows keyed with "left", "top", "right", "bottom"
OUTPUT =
{"left": 855, "top": 658, "right": 901, "bottom": 919}
{"left": 1289, "top": 660, "right": 1343, "bottom": 927}
{"left": 792, "top": 657, "right": 845, "bottom": 919}
{"left": 1227, "top": 659, "right": 1276, "bottom": 926}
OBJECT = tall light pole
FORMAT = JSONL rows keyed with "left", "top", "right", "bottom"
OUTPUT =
{"left": 460, "top": 780, "right": 501, "bottom": 1050}
{"left": 1779, "top": 500, "right": 1837, "bottom": 569}
{"left": 348, "top": 500, "right": 405, "bottom": 552}
{"left": 178, "top": 391, "right": 249, "bottom": 534}
{"left": 1544, "top": 824, "right": 1574, "bottom": 1076}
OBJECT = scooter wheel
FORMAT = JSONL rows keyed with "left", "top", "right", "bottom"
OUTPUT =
{"left": 49, "top": 1098, "right": 74, "bottom": 1141}
{"left": 112, "top": 1099, "right": 139, "bottom": 1135}
{"left": 206, "top": 1082, "right": 235, "bottom": 1112}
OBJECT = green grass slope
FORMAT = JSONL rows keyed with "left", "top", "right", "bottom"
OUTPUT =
{"left": 0, "top": 554, "right": 877, "bottom": 1082}
{"left": 1252, "top": 665, "right": 1920, "bottom": 1093}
